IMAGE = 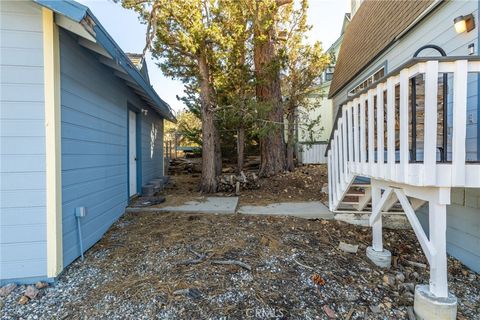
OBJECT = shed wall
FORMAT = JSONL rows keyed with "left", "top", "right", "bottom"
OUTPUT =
{"left": 0, "top": 1, "right": 48, "bottom": 284}
{"left": 59, "top": 29, "right": 164, "bottom": 267}
{"left": 140, "top": 111, "right": 164, "bottom": 184}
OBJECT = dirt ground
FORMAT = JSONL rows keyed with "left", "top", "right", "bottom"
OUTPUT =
{"left": 2, "top": 212, "right": 478, "bottom": 319}
{"left": 164, "top": 163, "right": 328, "bottom": 207}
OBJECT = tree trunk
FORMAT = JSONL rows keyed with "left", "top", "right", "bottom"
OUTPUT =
{"left": 198, "top": 52, "right": 217, "bottom": 193}
{"left": 237, "top": 125, "right": 245, "bottom": 173}
{"left": 254, "top": 13, "right": 286, "bottom": 177}
{"left": 214, "top": 123, "right": 222, "bottom": 176}
{"left": 286, "top": 108, "right": 295, "bottom": 171}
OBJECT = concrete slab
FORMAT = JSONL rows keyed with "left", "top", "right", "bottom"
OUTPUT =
{"left": 126, "top": 197, "right": 239, "bottom": 214}
{"left": 238, "top": 202, "right": 334, "bottom": 219}
{"left": 334, "top": 213, "right": 411, "bottom": 229}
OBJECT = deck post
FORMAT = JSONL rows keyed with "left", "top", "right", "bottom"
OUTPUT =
{"left": 366, "top": 179, "right": 391, "bottom": 268}
{"left": 371, "top": 183, "right": 383, "bottom": 251}
{"left": 414, "top": 191, "right": 457, "bottom": 319}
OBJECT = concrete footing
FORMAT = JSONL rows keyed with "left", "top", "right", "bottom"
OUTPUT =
{"left": 414, "top": 285, "right": 457, "bottom": 320}
{"left": 366, "top": 246, "right": 391, "bottom": 268}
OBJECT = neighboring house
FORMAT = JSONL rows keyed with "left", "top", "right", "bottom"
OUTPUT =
{"left": 297, "top": 13, "right": 349, "bottom": 164}
{"left": 326, "top": 0, "right": 479, "bottom": 317}
{"left": 0, "top": 0, "right": 175, "bottom": 285}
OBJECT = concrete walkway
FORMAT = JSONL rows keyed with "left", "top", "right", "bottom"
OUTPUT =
{"left": 237, "top": 201, "right": 334, "bottom": 219}
{"left": 127, "top": 197, "right": 334, "bottom": 219}
{"left": 126, "top": 197, "right": 239, "bottom": 214}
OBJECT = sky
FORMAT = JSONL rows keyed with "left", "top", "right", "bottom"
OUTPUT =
{"left": 78, "top": 0, "right": 349, "bottom": 113}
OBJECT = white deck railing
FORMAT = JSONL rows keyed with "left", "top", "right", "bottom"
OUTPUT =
{"left": 327, "top": 57, "right": 480, "bottom": 211}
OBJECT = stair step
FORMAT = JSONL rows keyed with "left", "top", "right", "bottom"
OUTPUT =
{"left": 351, "top": 183, "right": 370, "bottom": 187}
{"left": 345, "top": 190, "right": 365, "bottom": 196}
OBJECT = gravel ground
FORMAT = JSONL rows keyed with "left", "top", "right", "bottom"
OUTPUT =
{"left": 1, "top": 212, "right": 479, "bottom": 319}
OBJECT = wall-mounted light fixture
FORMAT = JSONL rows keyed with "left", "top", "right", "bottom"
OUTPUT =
{"left": 454, "top": 14, "right": 475, "bottom": 33}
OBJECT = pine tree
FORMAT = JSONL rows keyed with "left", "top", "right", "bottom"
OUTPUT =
{"left": 118, "top": 0, "right": 236, "bottom": 192}
{"left": 279, "top": 0, "right": 330, "bottom": 170}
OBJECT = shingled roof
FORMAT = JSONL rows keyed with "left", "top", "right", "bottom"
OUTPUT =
{"left": 328, "top": 0, "right": 437, "bottom": 98}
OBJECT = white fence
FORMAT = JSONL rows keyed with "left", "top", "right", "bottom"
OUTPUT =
{"left": 299, "top": 143, "right": 328, "bottom": 164}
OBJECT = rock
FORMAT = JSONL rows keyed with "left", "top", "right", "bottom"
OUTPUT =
{"left": 383, "top": 274, "right": 396, "bottom": 286}
{"left": 322, "top": 305, "right": 337, "bottom": 318}
{"left": 400, "top": 282, "right": 415, "bottom": 293}
{"left": 395, "top": 272, "right": 405, "bottom": 283}
{"left": 173, "top": 288, "right": 202, "bottom": 300}
{"left": 0, "top": 283, "right": 17, "bottom": 297}
{"left": 24, "top": 285, "right": 39, "bottom": 299}
{"left": 0, "top": 300, "right": 4, "bottom": 310}
{"left": 369, "top": 305, "right": 381, "bottom": 313}
{"left": 406, "top": 306, "right": 416, "bottom": 320}
{"left": 18, "top": 295, "right": 29, "bottom": 305}
{"left": 338, "top": 241, "right": 359, "bottom": 254}
{"left": 35, "top": 281, "right": 48, "bottom": 289}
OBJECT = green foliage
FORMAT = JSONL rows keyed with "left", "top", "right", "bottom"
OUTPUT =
{"left": 164, "top": 109, "right": 202, "bottom": 146}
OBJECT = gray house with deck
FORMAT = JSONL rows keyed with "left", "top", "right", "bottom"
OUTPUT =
{"left": 0, "top": 0, "right": 174, "bottom": 284}
{"left": 326, "top": 0, "right": 479, "bottom": 318}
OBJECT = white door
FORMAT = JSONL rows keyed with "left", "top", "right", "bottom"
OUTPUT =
{"left": 128, "top": 111, "right": 137, "bottom": 196}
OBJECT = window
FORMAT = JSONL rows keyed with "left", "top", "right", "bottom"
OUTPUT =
{"left": 348, "top": 67, "right": 385, "bottom": 96}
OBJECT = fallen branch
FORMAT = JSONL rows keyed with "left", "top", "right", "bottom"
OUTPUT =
{"left": 211, "top": 259, "right": 252, "bottom": 271}
{"left": 293, "top": 258, "right": 314, "bottom": 270}
{"left": 176, "top": 248, "right": 207, "bottom": 266}
{"left": 404, "top": 260, "right": 427, "bottom": 269}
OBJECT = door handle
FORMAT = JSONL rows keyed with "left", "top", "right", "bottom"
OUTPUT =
{"left": 135, "top": 157, "right": 137, "bottom": 161}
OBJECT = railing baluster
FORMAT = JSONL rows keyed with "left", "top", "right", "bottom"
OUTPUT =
{"left": 353, "top": 98, "right": 360, "bottom": 168}
{"left": 424, "top": 61, "right": 439, "bottom": 185}
{"left": 342, "top": 107, "right": 349, "bottom": 182}
{"left": 376, "top": 83, "right": 385, "bottom": 178}
{"left": 338, "top": 119, "right": 345, "bottom": 188}
{"left": 334, "top": 131, "right": 341, "bottom": 202}
{"left": 347, "top": 102, "right": 354, "bottom": 172}
{"left": 328, "top": 150, "right": 333, "bottom": 209}
{"left": 331, "top": 138, "right": 337, "bottom": 204}
{"left": 387, "top": 77, "right": 395, "bottom": 180}
{"left": 368, "top": 89, "right": 375, "bottom": 175}
{"left": 452, "top": 60, "right": 468, "bottom": 186}
{"left": 399, "top": 69, "right": 409, "bottom": 182}
{"left": 360, "top": 96, "right": 367, "bottom": 169}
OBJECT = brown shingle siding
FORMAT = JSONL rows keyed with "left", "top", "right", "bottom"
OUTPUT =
{"left": 328, "top": 0, "right": 435, "bottom": 98}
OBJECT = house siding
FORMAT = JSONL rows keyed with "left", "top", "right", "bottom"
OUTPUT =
{"left": 59, "top": 29, "right": 164, "bottom": 267}
{"left": 417, "top": 188, "right": 480, "bottom": 273}
{"left": 140, "top": 111, "right": 164, "bottom": 184}
{"left": 0, "top": 1, "right": 48, "bottom": 284}
{"left": 331, "top": 1, "right": 480, "bottom": 272}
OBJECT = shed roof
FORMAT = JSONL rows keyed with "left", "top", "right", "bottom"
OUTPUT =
{"left": 34, "top": 0, "right": 176, "bottom": 121}
{"left": 328, "top": 0, "right": 438, "bottom": 98}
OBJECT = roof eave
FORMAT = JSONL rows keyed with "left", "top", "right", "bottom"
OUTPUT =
{"left": 33, "top": 0, "right": 176, "bottom": 122}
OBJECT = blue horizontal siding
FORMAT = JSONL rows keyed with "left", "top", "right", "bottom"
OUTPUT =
{"left": 0, "top": 171, "right": 46, "bottom": 190}
{"left": 1, "top": 207, "right": 46, "bottom": 226}
{"left": 417, "top": 202, "right": 480, "bottom": 273}
{"left": 0, "top": 101, "right": 45, "bottom": 119}
{"left": 0, "top": 1, "right": 47, "bottom": 285}
{"left": 1, "top": 154, "right": 46, "bottom": 172}
{"left": 0, "top": 29, "right": 43, "bottom": 49}
{"left": 140, "top": 111, "right": 164, "bottom": 184}
{"left": 59, "top": 29, "right": 146, "bottom": 267}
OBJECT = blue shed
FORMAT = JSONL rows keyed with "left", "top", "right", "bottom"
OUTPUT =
{"left": 0, "top": 0, "right": 175, "bottom": 284}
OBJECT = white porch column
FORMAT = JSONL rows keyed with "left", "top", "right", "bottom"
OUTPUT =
{"left": 366, "top": 179, "right": 392, "bottom": 268}
{"left": 428, "top": 201, "right": 448, "bottom": 297}
{"left": 371, "top": 183, "right": 383, "bottom": 251}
